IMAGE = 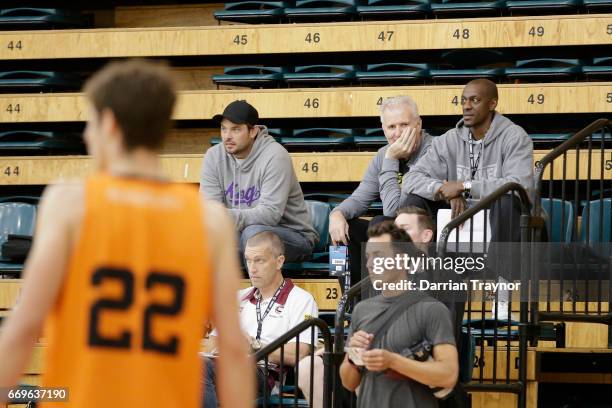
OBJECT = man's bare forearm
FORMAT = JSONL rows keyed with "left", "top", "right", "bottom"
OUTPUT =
{"left": 388, "top": 353, "right": 457, "bottom": 389}
{"left": 339, "top": 356, "right": 361, "bottom": 391}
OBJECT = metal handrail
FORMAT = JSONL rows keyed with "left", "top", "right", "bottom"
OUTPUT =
{"left": 533, "top": 118, "right": 612, "bottom": 210}
{"left": 333, "top": 276, "right": 371, "bottom": 353}
{"left": 254, "top": 318, "right": 332, "bottom": 360}
{"left": 254, "top": 317, "right": 334, "bottom": 408}
{"left": 438, "top": 182, "right": 532, "bottom": 252}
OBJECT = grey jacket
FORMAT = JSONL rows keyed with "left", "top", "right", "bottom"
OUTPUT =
{"left": 335, "top": 132, "right": 433, "bottom": 219}
{"left": 199, "top": 126, "right": 318, "bottom": 245}
{"left": 404, "top": 113, "right": 534, "bottom": 200}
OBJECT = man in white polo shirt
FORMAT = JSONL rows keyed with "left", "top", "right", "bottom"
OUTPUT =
{"left": 203, "top": 231, "right": 318, "bottom": 407}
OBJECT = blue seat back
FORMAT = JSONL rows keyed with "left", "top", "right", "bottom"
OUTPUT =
{"left": 580, "top": 199, "right": 612, "bottom": 244}
{"left": 0, "top": 203, "right": 37, "bottom": 246}
{"left": 305, "top": 200, "right": 330, "bottom": 253}
{"left": 541, "top": 198, "right": 574, "bottom": 243}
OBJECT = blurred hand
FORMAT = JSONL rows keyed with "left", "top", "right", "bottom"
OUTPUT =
{"left": 329, "top": 210, "right": 350, "bottom": 245}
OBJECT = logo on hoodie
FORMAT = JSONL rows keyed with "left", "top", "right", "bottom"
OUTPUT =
{"left": 225, "top": 182, "right": 261, "bottom": 207}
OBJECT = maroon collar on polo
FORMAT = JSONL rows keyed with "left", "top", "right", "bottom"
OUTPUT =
{"left": 242, "top": 278, "right": 295, "bottom": 306}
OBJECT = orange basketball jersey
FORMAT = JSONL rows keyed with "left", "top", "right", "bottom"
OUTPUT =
{"left": 41, "top": 174, "right": 212, "bottom": 408}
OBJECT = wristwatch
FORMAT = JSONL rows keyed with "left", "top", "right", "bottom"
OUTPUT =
{"left": 462, "top": 180, "right": 472, "bottom": 197}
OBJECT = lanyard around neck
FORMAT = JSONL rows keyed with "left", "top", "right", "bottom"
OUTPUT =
{"left": 255, "top": 279, "right": 286, "bottom": 341}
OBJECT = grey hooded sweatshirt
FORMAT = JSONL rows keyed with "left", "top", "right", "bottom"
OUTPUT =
{"left": 335, "top": 132, "right": 433, "bottom": 219}
{"left": 404, "top": 113, "right": 534, "bottom": 200}
{"left": 199, "top": 126, "right": 318, "bottom": 245}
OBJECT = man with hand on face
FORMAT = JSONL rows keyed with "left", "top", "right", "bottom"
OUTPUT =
{"left": 403, "top": 79, "right": 533, "bottom": 224}
{"left": 329, "top": 96, "right": 432, "bottom": 283}
{"left": 200, "top": 100, "right": 318, "bottom": 263}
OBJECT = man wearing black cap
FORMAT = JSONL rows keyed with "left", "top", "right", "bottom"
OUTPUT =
{"left": 200, "top": 100, "right": 318, "bottom": 263}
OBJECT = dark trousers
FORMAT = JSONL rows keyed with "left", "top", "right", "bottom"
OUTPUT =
{"left": 403, "top": 193, "right": 522, "bottom": 280}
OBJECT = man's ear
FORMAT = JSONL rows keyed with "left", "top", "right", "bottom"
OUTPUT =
{"left": 489, "top": 98, "right": 498, "bottom": 111}
{"left": 249, "top": 125, "right": 259, "bottom": 139}
{"left": 423, "top": 229, "right": 434, "bottom": 243}
{"left": 276, "top": 254, "right": 285, "bottom": 270}
{"left": 101, "top": 108, "right": 120, "bottom": 140}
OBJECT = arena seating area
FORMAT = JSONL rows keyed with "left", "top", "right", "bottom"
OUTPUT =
{"left": 0, "top": 1, "right": 610, "bottom": 407}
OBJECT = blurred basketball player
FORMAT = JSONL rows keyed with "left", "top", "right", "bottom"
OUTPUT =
{"left": 0, "top": 60, "right": 254, "bottom": 408}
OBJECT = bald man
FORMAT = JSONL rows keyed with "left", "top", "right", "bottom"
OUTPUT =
{"left": 403, "top": 79, "right": 533, "bottom": 221}
{"left": 403, "top": 79, "right": 533, "bottom": 299}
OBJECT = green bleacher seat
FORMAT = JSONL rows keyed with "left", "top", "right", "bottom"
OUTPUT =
{"left": 541, "top": 198, "right": 574, "bottom": 243}
{"left": 303, "top": 192, "right": 383, "bottom": 211}
{"left": 431, "top": 0, "right": 506, "bottom": 17}
{"left": 210, "top": 129, "right": 288, "bottom": 146}
{"left": 506, "top": 0, "right": 582, "bottom": 14}
{"left": 280, "top": 136, "right": 355, "bottom": 148}
{"left": 281, "top": 128, "right": 355, "bottom": 149}
{"left": 257, "top": 394, "right": 309, "bottom": 407}
{"left": 430, "top": 67, "right": 504, "bottom": 83}
{"left": 212, "top": 66, "right": 286, "bottom": 88}
{"left": 355, "top": 63, "right": 430, "bottom": 84}
{"left": 357, "top": 0, "right": 430, "bottom": 20}
{"left": 505, "top": 58, "right": 584, "bottom": 82}
{"left": 529, "top": 133, "right": 572, "bottom": 143}
{"left": 355, "top": 135, "right": 387, "bottom": 147}
{"left": 0, "top": 71, "right": 82, "bottom": 93}
{"left": 0, "top": 131, "right": 84, "bottom": 154}
{"left": 580, "top": 199, "right": 611, "bottom": 244}
{"left": 0, "top": 202, "right": 37, "bottom": 272}
{"left": 0, "top": 196, "right": 40, "bottom": 205}
{"left": 432, "top": 49, "right": 507, "bottom": 82}
{"left": 583, "top": 0, "right": 612, "bottom": 11}
{"left": 582, "top": 57, "right": 612, "bottom": 81}
{"left": 284, "top": 65, "right": 357, "bottom": 86}
{"left": 462, "top": 318, "right": 520, "bottom": 345}
{"left": 283, "top": 200, "right": 330, "bottom": 272}
{"left": 213, "top": 1, "right": 287, "bottom": 24}
{"left": 284, "top": 0, "right": 358, "bottom": 21}
{"left": 0, "top": 8, "right": 91, "bottom": 30}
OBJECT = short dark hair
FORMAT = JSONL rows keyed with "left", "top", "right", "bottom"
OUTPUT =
{"left": 368, "top": 220, "right": 411, "bottom": 242}
{"left": 245, "top": 231, "right": 285, "bottom": 257}
{"left": 368, "top": 220, "right": 424, "bottom": 258}
{"left": 84, "top": 59, "right": 176, "bottom": 151}
{"left": 397, "top": 206, "right": 436, "bottom": 232}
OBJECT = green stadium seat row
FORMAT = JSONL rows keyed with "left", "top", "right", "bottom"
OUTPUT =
{"left": 214, "top": 0, "right": 609, "bottom": 23}
{"left": 0, "top": 71, "right": 83, "bottom": 93}
{"left": 0, "top": 16, "right": 609, "bottom": 60}
{"left": 0, "top": 8, "right": 91, "bottom": 30}
{"left": 0, "top": 131, "right": 84, "bottom": 155}
{"left": 212, "top": 58, "right": 612, "bottom": 88}
{"left": 208, "top": 128, "right": 605, "bottom": 151}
